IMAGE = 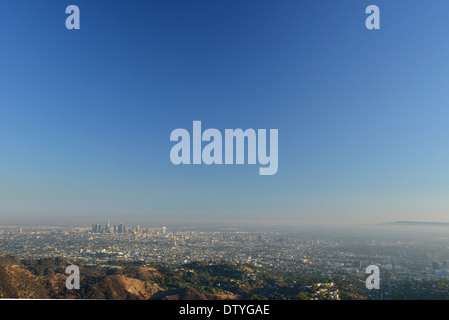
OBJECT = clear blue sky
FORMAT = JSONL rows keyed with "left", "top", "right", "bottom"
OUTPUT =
{"left": 1, "top": 0, "right": 449, "bottom": 226}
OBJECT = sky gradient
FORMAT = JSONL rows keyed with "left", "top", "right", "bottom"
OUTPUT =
{"left": 1, "top": 0, "right": 449, "bottom": 226}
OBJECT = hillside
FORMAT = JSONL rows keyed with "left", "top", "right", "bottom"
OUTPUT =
{"left": 0, "top": 254, "right": 372, "bottom": 300}
{"left": 0, "top": 254, "right": 236, "bottom": 300}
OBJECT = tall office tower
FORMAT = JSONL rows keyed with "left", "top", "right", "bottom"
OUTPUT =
{"left": 136, "top": 225, "right": 140, "bottom": 234}
{"left": 118, "top": 223, "right": 124, "bottom": 234}
{"left": 92, "top": 224, "right": 97, "bottom": 233}
{"left": 106, "top": 220, "right": 110, "bottom": 228}
{"left": 162, "top": 226, "right": 166, "bottom": 235}
{"left": 432, "top": 261, "right": 440, "bottom": 272}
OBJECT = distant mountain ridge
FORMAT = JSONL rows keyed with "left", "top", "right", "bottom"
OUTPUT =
{"left": 385, "top": 221, "right": 449, "bottom": 226}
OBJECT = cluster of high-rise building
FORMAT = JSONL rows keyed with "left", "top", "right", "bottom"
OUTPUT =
{"left": 91, "top": 221, "right": 165, "bottom": 235}
{"left": 91, "top": 221, "right": 131, "bottom": 234}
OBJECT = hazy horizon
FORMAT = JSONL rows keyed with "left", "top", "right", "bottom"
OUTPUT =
{"left": 4, "top": 218, "right": 449, "bottom": 231}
